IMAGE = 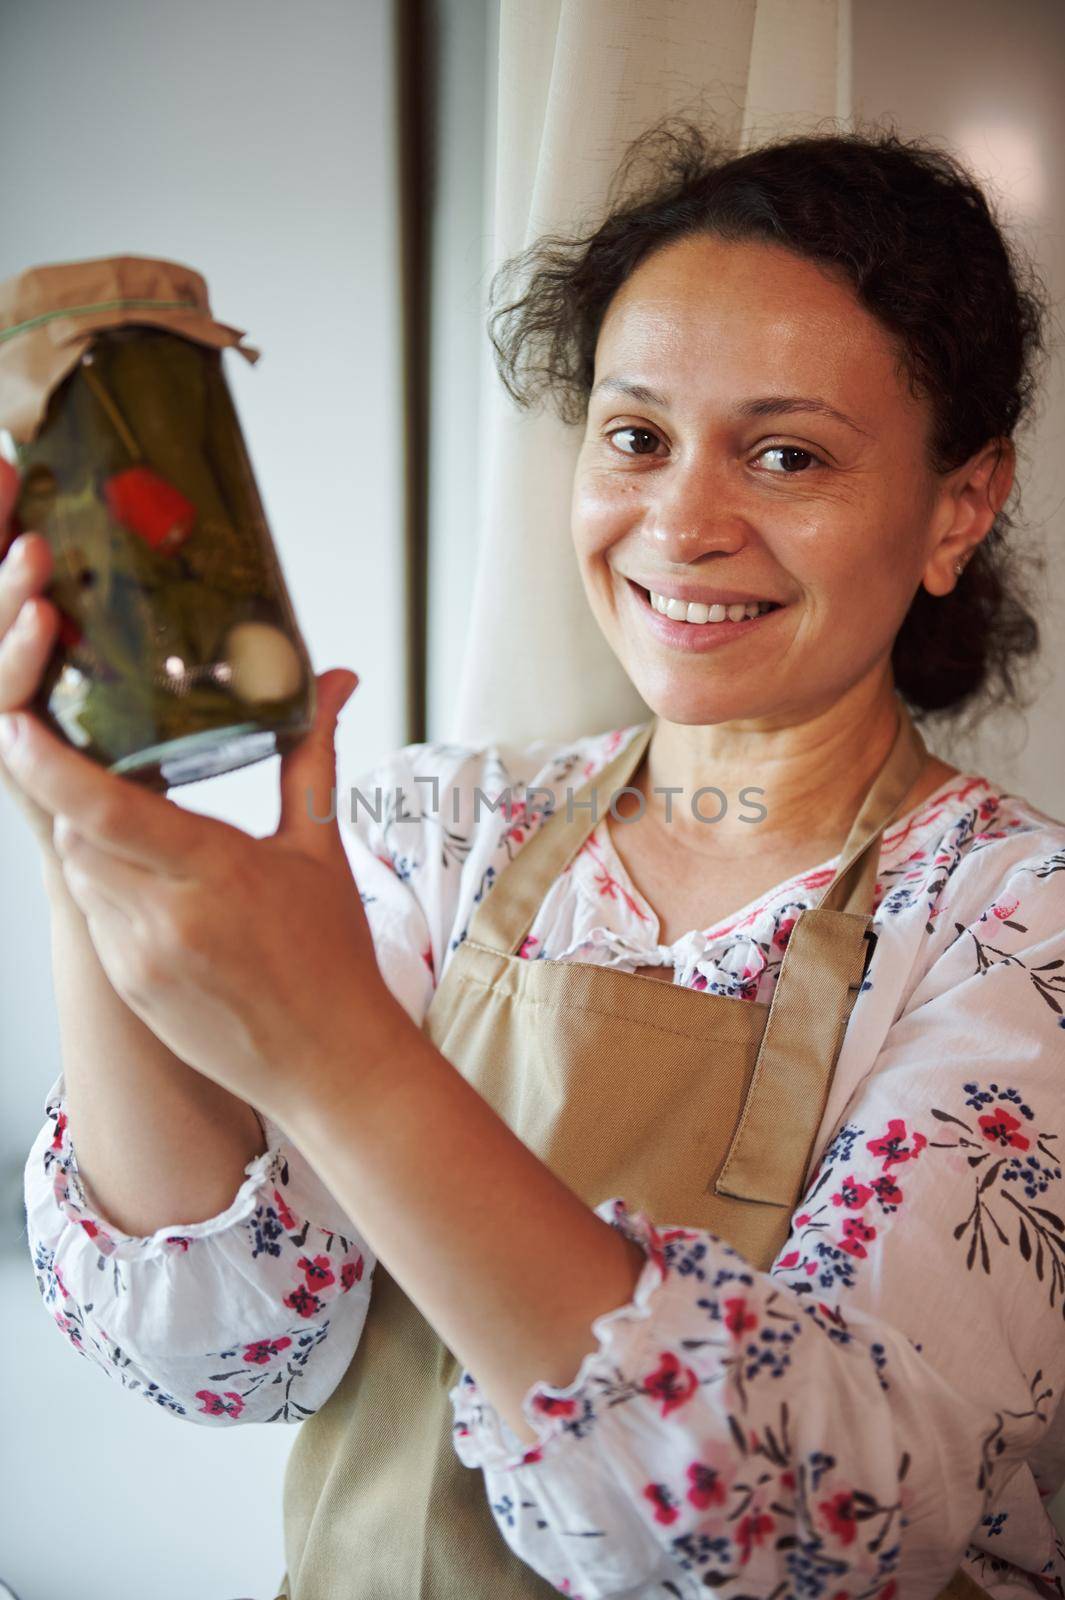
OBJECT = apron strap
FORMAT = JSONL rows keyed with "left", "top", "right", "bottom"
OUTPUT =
{"left": 713, "top": 904, "right": 872, "bottom": 1207}
{"left": 816, "top": 697, "right": 931, "bottom": 915}
{"left": 714, "top": 696, "right": 933, "bottom": 1208}
{"left": 463, "top": 720, "right": 656, "bottom": 956}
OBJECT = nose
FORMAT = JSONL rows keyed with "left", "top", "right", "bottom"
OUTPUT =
{"left": 645, "top": 458, "right": 750, "bottom": 563}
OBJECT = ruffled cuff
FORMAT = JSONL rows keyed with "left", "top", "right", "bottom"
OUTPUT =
{"left": 27, "top": 1077, "right": 376, "bottom": 1424}
{"left": 38, "top": 1079, "right": 281, "bottom": 1260}
{"left": 449, "top": 1197, "right": 697, "bottom": 1473}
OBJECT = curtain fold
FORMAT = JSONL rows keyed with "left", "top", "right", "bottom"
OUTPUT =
{"left": 450, "top": 0, "right": 852, "bottom": 748}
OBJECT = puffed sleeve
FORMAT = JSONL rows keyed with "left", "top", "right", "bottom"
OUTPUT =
{"left": 448, "top": 843, "right": 1065, "bottom": 1596}
{"left": 22, "top": 743, "right": 442, "bottom": 1424}
{"left": 24, "top": 1086, "right": 376, "bottom": 1423}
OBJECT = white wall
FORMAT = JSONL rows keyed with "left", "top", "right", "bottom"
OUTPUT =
{"left": 0, "top": 2, "right": 404, "bottom": 1596}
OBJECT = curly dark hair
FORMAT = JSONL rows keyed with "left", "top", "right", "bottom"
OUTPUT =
{"left": 488, "top": 118, "right": 1052, "bottom": 723}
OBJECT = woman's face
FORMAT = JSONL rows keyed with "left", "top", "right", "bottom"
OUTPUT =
{"left": 571, "top": 234, "right": 970, "bottom": 727}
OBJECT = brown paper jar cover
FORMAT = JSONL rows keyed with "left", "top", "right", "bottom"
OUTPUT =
{"left": 0, "top": 254, "right": 315, "bottom": 789}
{"left": 0, "top": 254, "right": 260, "bottom": 441}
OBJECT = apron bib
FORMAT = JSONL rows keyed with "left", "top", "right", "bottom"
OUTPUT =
{"left": 277, "top": 698, "right": 985, "bottom": 1599}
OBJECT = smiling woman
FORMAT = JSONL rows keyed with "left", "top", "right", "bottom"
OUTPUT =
{"left": 484, "top": 119, "right": 1050, "bottom": 951}
{"left": 13, "top": 120, "right": 1065, "bottom": 1600}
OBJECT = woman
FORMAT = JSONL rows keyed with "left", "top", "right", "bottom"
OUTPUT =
{"left": 4, "top": 122, "right": 1065, "bottom": 1598}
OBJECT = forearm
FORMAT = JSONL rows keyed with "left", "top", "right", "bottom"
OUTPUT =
{"left": 280, "top": 1015, "right": 646, "bottom": 1445}
{"left": 42, "top": 859, "right": 266, "bottom": 1236}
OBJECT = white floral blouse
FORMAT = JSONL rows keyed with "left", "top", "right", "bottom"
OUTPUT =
{"left": 23, "top": 720, "right": 1065, "bottom": 1599}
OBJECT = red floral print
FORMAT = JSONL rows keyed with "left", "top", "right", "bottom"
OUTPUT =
{"left": 840, "top": 1217, "right": 877, "bottom": 1258}
{"left": 273, "top": 1188, "right": 298, "bottom": 1231}
{"left": 340, "top": 1255, "right": 365, "bottom": 1291}
{"left": 242, "top": 1337, "right": 292, "bottom": 1365}
{"left": 283, "top": 1284, "right": 323, "bottom": 1319}
{"left": 866, "top": 1119, "right": 928, "bottom": 1171}
{"left": 871, "top": 1174, "right": 904, "bottom": 1207}
{"left": 643, "top": 1481, "right": 681, "bottom": 1525}
{"left": 831, "top": 1174, "right": 875, "bottom": 1209}
{"left": 736, "top": 1510, "right": 775, "bottom": 1564}
{"left": 642, "top": 1351, "right": 699, "bottom": 1416}
{"left": 686, "top": 1459, "right": 727, "bottom": 1509}
{"left": 530, "top": 1393, "right": 578, "bottom": 1418}
{"left": 499, "top": 796, "right": 538, "bottom": 846}
{"left": 722, "top": 1296, "right": 758, "bottom": 1336}
{"left": 195, "top": 1389, "right": 245, "bottom": 1419}
{"left": 821, "top": 1489, "right": 858, "bottom": 1544}
{"left": 978, "top": 1110, "right": 1031, "bottom": 1151}
{"left": 298, "top": 1254, "right": 336, "bottom": 1291}
{"left": 581, "top": 833, "right": 654, "bottom": 923}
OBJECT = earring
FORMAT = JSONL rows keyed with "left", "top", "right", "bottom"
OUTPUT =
{"left": 954, "top": 554, "right": 968, "bottom": 577}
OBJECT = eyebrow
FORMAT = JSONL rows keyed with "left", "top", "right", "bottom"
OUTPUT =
{"left": 589, "top": 377, "right": 870, "bottom": 435}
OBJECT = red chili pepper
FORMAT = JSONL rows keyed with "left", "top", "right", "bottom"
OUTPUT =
{"left": 103, "top": 466, "right": 197, "bottom": 553}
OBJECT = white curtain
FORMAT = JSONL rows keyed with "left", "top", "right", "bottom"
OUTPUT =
{"left": 449, "top": 0, "right": 853, "bottom": 748}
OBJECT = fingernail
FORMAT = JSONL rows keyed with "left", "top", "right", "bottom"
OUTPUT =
{"left": 0, "top": 713, "right": 20, "bottom": 753}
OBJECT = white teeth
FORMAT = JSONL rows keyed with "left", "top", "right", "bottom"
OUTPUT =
{"left": 647, "top": 589, "right": 772, "bottom": 625}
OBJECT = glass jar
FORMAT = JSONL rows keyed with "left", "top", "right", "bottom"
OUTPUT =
{"left": 0, "top": 257, "right": 315, "bottom": 789}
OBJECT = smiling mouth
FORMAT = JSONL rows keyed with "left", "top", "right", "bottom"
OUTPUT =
{"left": 627, "top": 579, "right": 784, "bottom": 627}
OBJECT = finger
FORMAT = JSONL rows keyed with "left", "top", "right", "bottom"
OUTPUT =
{"left": 1, "top": 525, "right": 53, "bottom": 590}
{"left": 276, "top": 669, "right": 358, "bottom": 855}
{"left": 53, "top": 817, "right": 161, "bottom": 921}
{"left": 0, "top": 709, "right": 223, "bottom": 875}
{"left": 1, "top": 522, "right": 55, "bottom": 639}
{"left": 0, "top": 597, "right": 60, "bottom": 709}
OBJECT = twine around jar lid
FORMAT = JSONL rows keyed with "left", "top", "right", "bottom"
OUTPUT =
{"left": 0, "top": 254, "right": 260, "bottom": 442}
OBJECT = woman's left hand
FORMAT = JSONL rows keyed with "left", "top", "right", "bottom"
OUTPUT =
{"left": 0, "top": 668, "right": 409, "bottom": 1129}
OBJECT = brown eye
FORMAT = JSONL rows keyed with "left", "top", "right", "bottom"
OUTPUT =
{"left": 610, "top": 427, "right": 662, "bottom": 456}
{"left": 755, "top": 445, "right": 823, "bottom": 474}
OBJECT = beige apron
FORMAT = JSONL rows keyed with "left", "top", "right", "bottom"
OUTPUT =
{"left": 277, "top": 697, "right": 985, "bottom": 1599}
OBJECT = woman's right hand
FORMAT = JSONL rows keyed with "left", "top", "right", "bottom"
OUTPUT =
{"left": 0, "top": 457, "right": 64, "bottom": 855}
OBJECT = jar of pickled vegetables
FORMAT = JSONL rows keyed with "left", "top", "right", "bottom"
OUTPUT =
{"left": 0, "top": 254, "right": 316, "bottom": 789}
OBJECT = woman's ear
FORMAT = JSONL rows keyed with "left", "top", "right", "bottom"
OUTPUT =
{"left": 920, "top": 437, "right": 1015, "bottom": 597}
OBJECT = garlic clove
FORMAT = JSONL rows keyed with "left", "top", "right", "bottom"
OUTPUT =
{"left": 222, "top": 622, "right": 303, "bottom": 704}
